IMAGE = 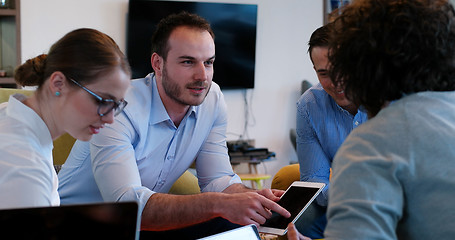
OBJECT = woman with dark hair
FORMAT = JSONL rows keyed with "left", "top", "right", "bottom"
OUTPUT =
{"left": 323, "top": 0, "right": 455, "bottom": 239}
{"left": 0, "top": 28, "right": 131, "bottom": 209}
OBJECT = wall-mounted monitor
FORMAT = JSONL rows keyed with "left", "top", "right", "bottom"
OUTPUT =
{"left": 126, "top": 0, "right": 258, "bottom": 89}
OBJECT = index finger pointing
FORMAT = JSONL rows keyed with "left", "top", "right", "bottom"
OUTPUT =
{"left": 261, "top": 198, "right": 291, "bottom": 218}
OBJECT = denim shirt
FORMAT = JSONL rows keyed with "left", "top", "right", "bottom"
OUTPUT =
{"left": 296, "top": 83, "right": 368, "bottom": 206}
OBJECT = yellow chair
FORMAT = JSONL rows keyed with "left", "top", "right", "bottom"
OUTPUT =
{"left": 271, "top": 163, "right": 300, "bottom": 190}
{"left": 0, "top": 88, "right": 34, "bottom": 100}
{"left": 168, "top": 170, "right": 200, "bottom": 195}
{"left": 271, "top": 164, "right": 331, "bottom": 191}
{"left": 52, "top": 134, "right": 76, "bottom": 166}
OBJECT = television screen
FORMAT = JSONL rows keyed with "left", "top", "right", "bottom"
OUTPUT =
{"left": 126, "top": 0, "right": 258, "bottom": 89}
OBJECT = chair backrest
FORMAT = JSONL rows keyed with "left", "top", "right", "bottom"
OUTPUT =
{"left": 271, "top": 164, "right": 300, "bottom": 190}
{"left": 52, "top": 133, "right": 76, "bottom": 166}
{"left": 0, "top": 88, "right": 76, "bottom": 166}
{"left": 168, "top": 170, "right": 200, "bottom": 195}
{"left": 0, "top": 88, "right": 34, "bottom": 102}
{"left": 301, "top": 80, "right": 312, "bottom": 94}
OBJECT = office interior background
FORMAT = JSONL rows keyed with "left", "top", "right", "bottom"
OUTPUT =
{"left": 21, "top": 0, "right": 323, "bottom": 187}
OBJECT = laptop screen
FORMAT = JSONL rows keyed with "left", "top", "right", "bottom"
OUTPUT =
{"left": 0, "top": 202, "right": 138, "bottom": 240}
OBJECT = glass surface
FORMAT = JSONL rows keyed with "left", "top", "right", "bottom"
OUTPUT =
{"left": 262, "top": 186, "right": 319, "bottom": 229}
{"left": 0, "top": 0, "right": 9, "bottom": 8}
{"left": 127, "top": 0, "right": 258, "bottom": 89}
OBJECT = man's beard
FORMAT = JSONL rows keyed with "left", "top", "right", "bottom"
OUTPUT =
{"left": 161, "top": 65, "right": 211, "bottom": 106}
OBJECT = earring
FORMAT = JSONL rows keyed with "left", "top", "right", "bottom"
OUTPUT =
{"left": 55, "top": 91, "right": 61, "bottom": 97}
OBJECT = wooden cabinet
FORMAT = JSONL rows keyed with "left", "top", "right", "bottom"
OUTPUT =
{"left": 0, "top": 0, "right": 20, "bottom": 88}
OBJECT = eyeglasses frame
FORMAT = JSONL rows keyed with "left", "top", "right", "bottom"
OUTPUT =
{"left": 68, "top": 78, "right": 127, "bottom": 117}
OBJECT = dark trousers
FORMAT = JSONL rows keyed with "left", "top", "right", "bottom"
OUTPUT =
{"left": 140, "top": 217, "right": 242, "bottom": 240}
{"left": 294, "top": 202, "right": 327, "bottom": 239}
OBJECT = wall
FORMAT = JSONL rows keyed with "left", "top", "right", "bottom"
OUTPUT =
{"left": 21, "top": 0, "right": 323, "bottom": 188}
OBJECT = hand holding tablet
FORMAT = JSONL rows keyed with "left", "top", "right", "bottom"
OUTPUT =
{"left": 258, "top": 181, "right": 326, "bottom": 235}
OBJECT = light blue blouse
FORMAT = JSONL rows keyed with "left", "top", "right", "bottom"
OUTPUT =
{"left": 296, "top": 83, "right": 367, "bottom": 206}
{"left": 58, "top": 73, "right": 241, "bottom": 213}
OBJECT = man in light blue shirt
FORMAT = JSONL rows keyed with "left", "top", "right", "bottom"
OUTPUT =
{"left": 295, "top": 24, "right": 368, "bottom": 238}
{"left": 58, "top": 12, "right": 289, "bottom": 239}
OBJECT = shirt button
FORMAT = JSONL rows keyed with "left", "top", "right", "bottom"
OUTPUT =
{"left": 355, "top": 121, "right": 359, "bottom": 126}
{"left": 167, "top": 156, "right": 174, "bottom": 160}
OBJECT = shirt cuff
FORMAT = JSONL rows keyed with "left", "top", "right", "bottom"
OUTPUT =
{"left": 118, "top": 186, "right": 154, "bottom": 218}
{"left": 201, "top": 174, "right": 242, "bottom": 192}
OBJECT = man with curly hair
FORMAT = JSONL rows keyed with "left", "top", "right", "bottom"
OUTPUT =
{"left": 323, "top": 0, "right": 455, "bottom": 239}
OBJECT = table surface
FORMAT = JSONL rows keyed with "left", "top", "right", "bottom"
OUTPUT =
{"left": 237, "top": 173, "right": 271, "bottom": 180}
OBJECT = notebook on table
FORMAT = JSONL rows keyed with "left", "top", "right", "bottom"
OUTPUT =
{"left": 0, "top": 202, "right": 139, "bottom": 240}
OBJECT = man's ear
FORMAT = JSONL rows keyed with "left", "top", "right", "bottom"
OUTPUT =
{"left": 151, "top": 53, "right": 164, "bottom": 77}
{"left": 48, "top": 71, "right": 67, "bottom": 96}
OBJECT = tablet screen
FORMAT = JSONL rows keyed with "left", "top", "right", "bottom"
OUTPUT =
{"left": 261, "top": 185, "right": 319, "bottom": 229}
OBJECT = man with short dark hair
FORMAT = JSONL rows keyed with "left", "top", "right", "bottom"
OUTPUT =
{"left": 295, "top": 23, "right": 368, "bottom": 238}
{"left": 58, "top": 12, "right": 289, "bottom": 239}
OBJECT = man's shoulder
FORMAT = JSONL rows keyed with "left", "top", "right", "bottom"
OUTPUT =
{"left": 297, "top": 83, "right": 331, "bottom": 110}
{"left": 201, "top": 81, "right": 224, "bottom": 107}
{"left": 299, "top": 83, "right": 328, "bottom": 101}
{"left": 192, "top": 81, "right": 227, "bottom": 123}
{"left": 128, "top": 76, "right": 152, "bottom": 96}
{"left": 123, "top": 75, "right": 155, "bottom": 108}
{"left": 119, "top": 75, "right": 155, "bottom": 127}
{"left": 207, "top": 81, "right": 223, "bottom": 97}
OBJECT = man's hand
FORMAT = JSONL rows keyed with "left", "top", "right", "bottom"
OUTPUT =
{"left": 256, "top": 188, "right": 285, "bottom": 201}
{"left": 141, "top": 185, "right": 291, "bottom": 231}
{"left": 214, "top": 191, "right": 291, "bottom": 227}
{"left": 223, "top": 183, "right": 285, "bottom": 200}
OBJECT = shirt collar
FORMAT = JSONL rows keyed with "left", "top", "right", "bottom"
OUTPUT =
{"left": 149, "top": 73, "right": 198, "bottom": 126}
{"left": 6, "top": 94, "right": 53, "bottom": 149}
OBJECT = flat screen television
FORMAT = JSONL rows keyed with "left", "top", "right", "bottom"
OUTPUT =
{"left": 126, "top": 0, "right": 258, "bottom": 89}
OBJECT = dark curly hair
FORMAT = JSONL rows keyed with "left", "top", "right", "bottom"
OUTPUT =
{"left": 328, "top": 0, "right": 455, "bottom": 116}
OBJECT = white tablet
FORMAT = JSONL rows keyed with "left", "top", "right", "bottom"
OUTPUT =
{"left": 258, "top": 181, "right": 326, "bottom": 236}
{"left": 198, "top": 224, "right": 261, "bottom": 240}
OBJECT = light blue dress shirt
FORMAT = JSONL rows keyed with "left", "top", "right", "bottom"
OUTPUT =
{"left": 326, "top": 92, "right": 455, "bottom": 239}
{"left": 58, "top": 73, "right": 241, "bottom": 213}
{"left": 296, "top": 83, "right": 367, "bottom": 206}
